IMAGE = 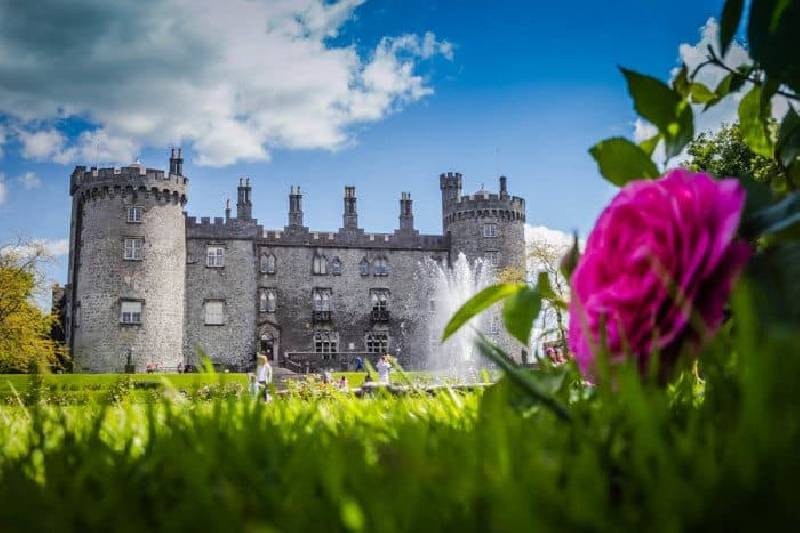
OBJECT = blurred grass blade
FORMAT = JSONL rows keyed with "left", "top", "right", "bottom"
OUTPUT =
{"left": 442, "top": 283, "right": 524, "bottom": 340}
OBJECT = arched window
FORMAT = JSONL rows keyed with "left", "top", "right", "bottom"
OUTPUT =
{"left": 260, "top": 253, "right": 276, "bottom": 274}
{"left": 373, "top": 255, "right": 389, "bottom": 277}
{"left": 331, "top": 256, "right": 342, "bottom": 275}
{"left": 259, "top": 288, "right": 276, "bottom": 312}
{"left": 313, "top": 252, "right": 328, "bottom": 275}
{"left": 359, "top": 257, "right": 370, "bottom": 277}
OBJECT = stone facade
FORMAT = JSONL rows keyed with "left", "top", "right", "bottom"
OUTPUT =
{"left": 64, "top": 152, "right": 527, "bottom": 372}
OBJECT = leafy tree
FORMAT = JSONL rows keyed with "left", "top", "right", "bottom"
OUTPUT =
{"left": 683, "top": 122, "right": 786, "bottom": 189}
{"left": 0, "top": 243, "right": 65, "bottom": 373}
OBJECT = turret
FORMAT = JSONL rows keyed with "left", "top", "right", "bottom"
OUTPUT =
{"left": 288, "top": 185, "right": 304, "bottom": 227}
{"left": 399, "top": 192, "right": 414, "bottom": 231}
{"left": 237, "top": 178, "right": 252, "bottom": 220}
{"left": 343, "top": 186, "right": 358, "bottom": 230}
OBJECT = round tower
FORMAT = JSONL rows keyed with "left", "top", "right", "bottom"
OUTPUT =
{"left": 441, "top": 173, "right": 526, "bottom": 272}
{"left": 67, "top": 152, "right": 188, "bottom": 372}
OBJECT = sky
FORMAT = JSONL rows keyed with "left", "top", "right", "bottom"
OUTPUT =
{"left": 0, "top": 0, "right": 742, "bottom": 289}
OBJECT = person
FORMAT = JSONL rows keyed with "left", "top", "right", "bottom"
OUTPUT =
{"left": 248, "top": 372, "right": 259, "bottom": 400}
{"left": 338, "top": 376, "right": 349, "bottom": 392}
{"left": 256, "top": 354, "right": 273, "bottom": 401}
{"left": 354, "top": 356, "right": 364, "bottom": 372}
{"left": 376, "top": 355, "right": 391, "bottom": 384}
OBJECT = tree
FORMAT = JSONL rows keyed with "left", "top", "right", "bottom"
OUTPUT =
{"left": 527, "top": 237, "right": 570, "bottom": 354}
{"left": 0, "top": 242, "right": 65, "bottom": 373}
{"left": 683, "top": 122, "right": 786, "bottom": 189}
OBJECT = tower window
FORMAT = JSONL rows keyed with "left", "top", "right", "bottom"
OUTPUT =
{"left": 313, "top": 252, "right": 328, "bottom": 275}
{"left": 259, "top": 288, "right": 276, "bottom": 312}
{"left": 483, "top": 223, "right": 498, "bottom": 238}
{"left": 365, "top": 332, "right": 389, "bottom": 353}
{"left": 359, "top": 257, "right": 370, "bottom": 277}
{"left": 120, "top": 300, "right": 142, "bottom": 324}
{"left": 489, "top": 314, "right": 501, "bottom": 335}
{"left": 123, "top": 238, "right": 143, "bottom": 260}
{"left": 74, "top": 302, "right": 82, "bottom": 328}
{"left": 371, "top": 289, "right": 389, "bottom": 311}
{"left": 484, "top": 251, "right": 499, "bottom": 265}
{"left": 204, "top": 300, "right": 225, "bottom": 325}
{"left": 127, "top": 206, "right": 143, "bottom": 223}
{"left": 373, "top": 255, "right": 389, "bottom": 277}
{"left": 206, "top": 246, "right": 225, "bottom": 268}
{"left": 331, "top": 256, "right": 342, "bottom": 276}
{"left": 314, "top": 330, "right": 339, "bottom": 353}
{"left": 260, "top": 253, "right": 276, "bottom": 274}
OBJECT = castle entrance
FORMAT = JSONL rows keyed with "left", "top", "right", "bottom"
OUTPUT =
{"left": 258, "top": 321, "right": 281, "bottom": 363}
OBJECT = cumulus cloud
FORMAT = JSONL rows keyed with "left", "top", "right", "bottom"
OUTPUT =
{"left": 524, "top": 224, "right": 577, "bottom": 250}
{"left": 16, "top": 171, "right": 42, "bottom": 190}
{"left": 0, "top": 0, "right": 452, "bottom": 167}
{"left": 0, "top": 238, "right": 69, "bottom": 258}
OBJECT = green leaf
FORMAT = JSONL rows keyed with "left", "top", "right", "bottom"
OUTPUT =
{"left": 442, "top": 283, "right": 523, "bottom": 341}
{"left": 672, "top": 64, "right": 690, "bottom": 97}
{"left": 777, "top": 106, "right": 800, "bottom": 168}
{"left": 502, "top": 286, "right": 541, "bottom": 345}
{"left": 719, "top": 0, "right": 744, "bottom": 56}
{"left": 704, "top": 71, "right": 748, "bottom": 110}
{"left": 473, "top": 332, "right": 571, "bottom": 421}
{"left": 639, "top": 133, "right": 661, "bottom": 157}
{"left": 689, "top": 82, "right": 716, "bottom": 103}
{"left": 748, "top": 0, "right": 800, "bottom": 93}
{"left": 746, "top": 191, "right": 800, "bottom": 237}
{"left": 738, "top": 85, "right": 773, "bottom": 158}
{"left": 620, "top": 67, "right": 694, "bottom": 159}
{"left": 589, "top": 137, "right": 660, "bottom": 186}
{"left": 560, "top": 232, "right": 580, "bottom": 281}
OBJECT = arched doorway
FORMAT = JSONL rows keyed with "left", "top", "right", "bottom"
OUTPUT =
{"left": 260, "top": 334, "right": 275, "bottom": 359}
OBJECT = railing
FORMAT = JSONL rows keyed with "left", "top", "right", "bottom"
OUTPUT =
{"left": 313, "top": 310, "right": 332, "bottom": 322}
{"left": 371, "top": 309, "right": 389, "bottom": 322}
{"left": 283, "top": 351, "right": 388, "bottom": 373}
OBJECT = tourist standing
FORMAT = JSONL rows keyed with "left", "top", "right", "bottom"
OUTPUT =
{"left": 376, "top": 355, "right": 391, "bottom": 384}
{"left": 248, "top": 373, "right": 259, "bottom": 400}
{"left": 256, "top": 354, "right": 273, "bottom": 401}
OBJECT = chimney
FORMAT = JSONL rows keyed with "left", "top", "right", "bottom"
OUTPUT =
{"left": 225, "top": 198, "right": 231, "bottom": 222}
{"left": 288, "top": 185, "right": 304, "bottom": 227}
{"left": 236, "top": 177, "right": 252, "bottom": 220}
{"left": 343, "top": 186, "right": 358, "bottom": 230}
{"left": 169, "top": 147, "right": 184, "bottom": 176}
{"left": 399, "top": 192, "right": 414, "bottom": 231}
{"left": 499, "top": 175, "right": 508, "bottom": 197}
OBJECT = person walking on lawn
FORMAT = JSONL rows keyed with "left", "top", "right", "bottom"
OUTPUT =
{"left": 376, "top": 355, "right": 391, "bottom": 384}
{"left": 256, "top": 354, "right": 273, "bottom": 401}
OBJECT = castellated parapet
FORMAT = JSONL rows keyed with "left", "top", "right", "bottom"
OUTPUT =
{"left": 66, "top": 161, "right": 187, "bottom": 372}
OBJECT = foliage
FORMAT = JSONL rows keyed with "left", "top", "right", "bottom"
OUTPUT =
{"left": 683, "top": 122, "right": 785, "bottom": 187}
{"left": 0, "top": 244, "right": 65, "bottom": 373}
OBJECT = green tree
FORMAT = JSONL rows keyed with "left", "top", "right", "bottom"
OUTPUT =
{"left": 683, "top": 122, "right": 786, "bottom": 189}
{"left": 0, "top": 243, "right": 65, "bottom": 373}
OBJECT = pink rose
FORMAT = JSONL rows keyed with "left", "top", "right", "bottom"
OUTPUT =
{"left": 568, "top": 169, "right": 750, "bottom": 377}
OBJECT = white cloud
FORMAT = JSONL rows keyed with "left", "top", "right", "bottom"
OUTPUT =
{"left": 0, "top": 238, "right": 69, "bottom": 258}
{"left": 0, "top": 0, "right": 453, "bottom": 167}
{"left": 16, "top": 171, "right": 41, "bottom": 190}
{"left": 0, "top": 173, "right": 6, "bottom": 205}
{"left": 524, "top": 224, "right": 577, "bottom": 250}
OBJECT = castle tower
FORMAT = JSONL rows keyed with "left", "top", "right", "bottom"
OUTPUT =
{"left": 399, "top": 192, "right": 414, "bottom": 231}
{"left": 441, "top": 173, "right": 526, "bottom": 272}
{"left": 288, "top": 186, "right": 304, "bottom": 227}
{"left": 66, "top": 155, "right": 188, "bottom": 372}
{"left": 343, "top": 186, "right": 358, "bottom": 230}
{"left": 237, "top": 178, "right": 252, "bottom": 220}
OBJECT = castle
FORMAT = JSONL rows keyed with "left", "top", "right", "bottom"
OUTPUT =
{"left": 62, "top": 150, "right": 527, "bottom": 372}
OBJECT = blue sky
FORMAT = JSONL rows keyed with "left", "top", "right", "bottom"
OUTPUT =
{"left": 0, "top": 0, "right": 727, "bottom": 286}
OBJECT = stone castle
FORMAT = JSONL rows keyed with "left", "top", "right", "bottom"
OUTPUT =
{"left": 63, "top": 149, "right": 526, "bottom": 372}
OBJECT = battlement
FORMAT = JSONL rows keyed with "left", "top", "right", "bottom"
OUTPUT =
{"left": 259, "top": 226, "right": 448, "bottom": 251}
{"left": 70, "top": 164, "right": 188, "bottom": 204}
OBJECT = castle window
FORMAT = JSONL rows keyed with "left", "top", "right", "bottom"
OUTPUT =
{"left": 124, "top": 238, "right": 143, "bottom": 260}
{"left": 74, "top": 302, "right": 82, "bottom": 328}
{"left": 120, "top": 300, "right": 142, "bottom": 324}
{"left": 331, "top": 257, "right": 342, "bottom": 276}
{"left": 373, "top": 255, "right": 389, "bottom": 277}
{"left": 483, "top": 223, "right": 498, "bottom": 238}
{"left": 484, "top": 251, "right": 499, "bottom": 265}
{"left": 259, "top": 289, "right": 276, "bottom": 313}
{"left": 365, "top": 332, "right": 389, "bottom": 353}
{"left": 371, "top": 289, "right": 389, "bottom": 311}
{"left": 313, "top": 288, "right": 332, "bottom": 311}
{"left": 314, "top": 330, "right": 339, "bottom": 353}
{"left": 489, "top": 314, "right": 501, "bottom": 335}
{"left": 206, "top": 246, "right": 225, "bottom": 268}
{"left": 127, "top": 206, "right": 143, "bottom": 223}
{"left": 260, "top": 253, "right": 276, "bottom": 274}
{"left": 359, "top": 257, "right": 370, "bottom": 276}
{"left": 204, "top": 300, "right": 225, "bottom": 325}
{"left": 312, "top": 252, "right": 328, "bottom": 275}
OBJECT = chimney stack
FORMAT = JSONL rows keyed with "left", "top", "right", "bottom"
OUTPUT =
{"left": 236, "top": 177, "right": 252, "bottom": 220}
{"left": 225, "top": 198, "right": 231, "bottom": 221}
{"left": 343, "top": 186, "right": 358, "bottom": 230}
{"left": 288, "top": 185, "right": 304, "bottom": 227}
{"left": 169, "top": 147, "right": 184, "bottom": 176}
{"left": 499, "top": 175, "right": 508, "bottom": 197}
{"left": 399, "top": 192, "right": 414, "bottom": 231}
